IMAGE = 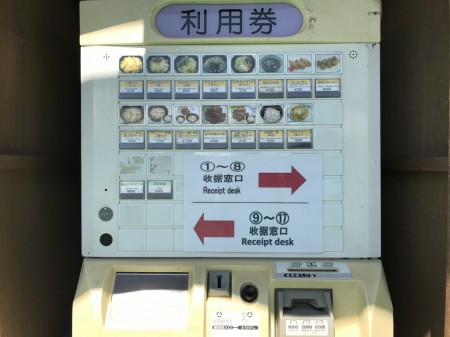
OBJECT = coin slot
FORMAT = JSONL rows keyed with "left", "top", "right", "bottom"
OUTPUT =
{"left": 208, "top": 271, "right": 231, "bottom": 297}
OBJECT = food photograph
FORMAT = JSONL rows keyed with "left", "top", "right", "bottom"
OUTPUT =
{"left": 287, "top": 54, "right": 312, "bottom": 73}
{"left": 231, "top": 55, "right": 255, "bottom": 73}
{"left": 174, "top": 55, "right": 199, "bottom": 74}
{"left": 259, "top": 105, "right": 284, "bottom": 123}
{"left": 230, "top": 105, "right": 257, "bottom": 124}
{"left": 315, "top": 54, "right": 341, "bottom": 72}
{"left": 202, "top": 105, "right": 228, "bottom": 124}
{"left": 147, "top": 55, "right": 171, "bottom": 73}
{"left": 147, "top": 105, "right": 171, "bottom": 124}
{"left": 287, "top": 103, "right": 312, "bottom": 122}
{"left": 119, "top": 106, "right": 144, "bottom": 124}
{"left": 175, "top": 105, "right": 200, "bottom": 124}
{"left": 202, "top": 55, "right": 227, "bottom": 74}
{"left": 119, "top": 56, "right": 143, "bottom": 73}
{"left": 259, "top": 54, "right": 284, "bottom": 73}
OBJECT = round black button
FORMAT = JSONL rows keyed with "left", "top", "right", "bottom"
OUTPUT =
{"left": 240, "top": 283, "right": 258, "bottom": 303}
{"left": 99, "top": 233, "right": 113, "bottom": 246}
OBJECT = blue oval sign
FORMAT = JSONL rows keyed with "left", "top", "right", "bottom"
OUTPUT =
{"left": 156, "top": 3, "right": 303, "bottom": 38}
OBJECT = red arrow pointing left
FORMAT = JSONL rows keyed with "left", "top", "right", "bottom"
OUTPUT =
{"left": 259, "top": 166, "right": 306, "bottom": 194}
{"left": 194, "top": 213, "right": 235, "bottom": 244}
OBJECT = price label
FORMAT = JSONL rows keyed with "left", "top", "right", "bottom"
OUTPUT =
{"left": 287, "top": 79, "right": 311, "bottom": 91}
{"left": 231, "top": 130, "right": 256, "bottom": 143}
{"left": 147, "top": 180, "right": 173, "bottom": 199}
{"left": 119, "top": 180, "right": 145, "bottom": 199}
{"left": 258, "top": 79, "right": 284, "bottom": 98}
{"left": 259, "top": 130, "right": 283, "bottom": 143}
{"left": 258, "top": 79, "right": 283, "bottom": 93}
{"left": 175, "top": 130, "right": 201, "bottom": 149}
{"left": 119, "top": 80, "right": 144, "bottom": 94}
{"left": 120, "top": 130, "right": 144, "bottom": 143}
{"left": 315, "top": 79, "right": 341, "bottom": 98}
{"left": 119, "top": 80, "right": 144, "bottom": 99}
{"left": 287, "top": 129, "right": 313, "bottom": 149}
{"left": 119, "top": 130, "right": 145, "bottom": 149}
{"left": 148, "top": 131, "right": 172, "bottom": 144}
{"left": 147, "top": 80, "right": 171, "bottom": 94}
{"left": 175, "top": 80, "right": 199, "bottom": 94}
{"left": 174, "top": 80, "right": 200, "bottom": 99}
{"left": 203, "top": 130, "right": 227, "bottom": 144}
{"left": 315, "top": 79, "right": 340, "bottom": 92}
{"left": 230, "top": 80, "right": 256, "bottom": 99}
{"left": 203, "top": 80, "right": 227, "bottom": 93}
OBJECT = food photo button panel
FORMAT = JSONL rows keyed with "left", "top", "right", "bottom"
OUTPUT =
{"left": 258, "top": 54, "right": 284, "bottom": 74}
{"left": 287, "top": 54, "right": 313, "bottom": 73}
{"left": 202, "top": 105, "right": 228, "bottom": 125}
{"left": 119, "top": 105, "right": 145, "bottom": 125}
{"left": 174, "top": 55, "right": 199, "bottom": 74}
{"left": 230, "top": 105, "right": 257, "bottom": 124}
{"left": 202, "top": 55, "right": 228, "bottom": 74}
{"left": 174, "top": 105, "right": 200, "bottom": 125}
{"left": 287, "top": 103, "right": 313, "bottom": 123}
{"left": 230, "top": 54, "right": 256, "bottom": 74}
{"left": 146, "top": 55, "right": 171, "bottom": 74}
{"left": 147, "top": 80, "right": 172, "bottom": 99}
{"left": 148, "top": 154, "right": 174, "bottom": 175}
{"left": 147, "top": 105, "right": 172, "bottom": 125}
{"left": 119, "top": 56, "right": 143, "bottom": 74}
{"left": 259, "top": 105, "right": 285, "bottom": 124}
{"left": 314, "top": 53, "right": 342, "bottom": 73}
{"left": 119, "top": 153, "right": 146, "bottom": 175}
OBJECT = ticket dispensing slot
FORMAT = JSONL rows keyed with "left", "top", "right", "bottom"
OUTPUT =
{"left": 276, "top": 289, "right": 334, "bottom": 337}
{"left": 107, "top": 273, "right": 190, "bottom": 330}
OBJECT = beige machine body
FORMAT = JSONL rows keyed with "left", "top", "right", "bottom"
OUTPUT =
{"left": 75, "top": 0, "right": 392, "bottom": 336}
{"left": 73, "top": 259, "right": 392, "bottom": 337}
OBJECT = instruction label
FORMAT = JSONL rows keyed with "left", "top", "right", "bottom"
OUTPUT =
{"left": 211, "top": 311, "right": 259, "bottom": 337}
{"left": 183, "top": 153, "right": 323, "bottom": 253}
{"left": 285, "top": 319, "right": 329, "bottom": 336}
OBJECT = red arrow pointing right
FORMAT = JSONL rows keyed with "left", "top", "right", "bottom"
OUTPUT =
{"left": 194, "top": 213, "right": 235, "bottom": 244}
{"left": 258, "top": 166, "right": 306, "bottom": 194}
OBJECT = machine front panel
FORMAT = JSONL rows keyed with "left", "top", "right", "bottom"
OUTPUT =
{"left": 82, "top": 43, "right": 380, "bottom": 258}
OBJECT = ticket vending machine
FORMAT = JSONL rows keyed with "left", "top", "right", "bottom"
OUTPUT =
{"left": 74, "top": 0, "right": 392, "bottom": 336}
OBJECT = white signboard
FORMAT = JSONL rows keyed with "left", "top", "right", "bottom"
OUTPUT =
{"left": 184, "top": 153, "right": 323, "bottom": 253}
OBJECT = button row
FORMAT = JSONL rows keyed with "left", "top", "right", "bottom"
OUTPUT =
{"left": 119, "top": 129, "right": 314, "bottom": 150}
{"left": 119, "top": 78, "right": 341, "bottom": 100}
{"left": 120, "top": 103, "right": 319, "bottom": 126}
{"left": 119, "top": 53, "right": 342, "bottom": 75}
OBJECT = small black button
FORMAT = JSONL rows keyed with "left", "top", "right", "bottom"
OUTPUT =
{"left": 241, "top": 284, "right": 258, "bottom": 302}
